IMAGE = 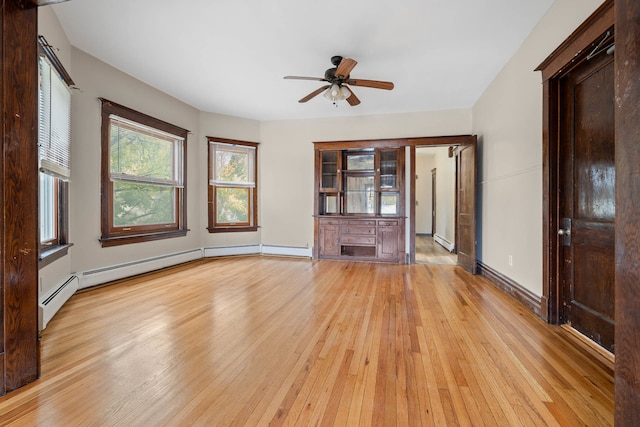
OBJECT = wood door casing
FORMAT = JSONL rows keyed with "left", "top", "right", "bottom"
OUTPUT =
{"left": 1, "top": 0, "right": 40, "bottom": 393}
{"left": 559, "top": 50, "right": 615, "bottom": 352}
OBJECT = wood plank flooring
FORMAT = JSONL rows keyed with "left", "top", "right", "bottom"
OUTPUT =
{"left": 415, "top": 235, "right": 457, "bottom": 265}
{"left": 0, "top": 257, "right": 614, "bottom": 426}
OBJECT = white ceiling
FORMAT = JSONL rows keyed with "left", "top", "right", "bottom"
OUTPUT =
{"left": 52, "top": 0, "right": 555, "bottom": 121}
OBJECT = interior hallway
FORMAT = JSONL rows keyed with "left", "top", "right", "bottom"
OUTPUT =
{"left": 415, "top": 234, "right": 457, "bottom": 266}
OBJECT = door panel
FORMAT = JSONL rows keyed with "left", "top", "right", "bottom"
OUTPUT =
{"left": 456, "top": 142, "right": 476, "bottom": 274}
{"left": 559, "top": 49, "right": 615, "bottom": 352}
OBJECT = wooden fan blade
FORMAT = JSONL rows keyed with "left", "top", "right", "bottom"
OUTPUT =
{"left": 299, "top": 85, "right": 330, "bottom": 103}
{"left": 284, "top": 76, "right": 328, "bottom": 82}
{"left": 335, "top": 58, "right": 357, "bottom": 78}
{"left": 345, "top": 79, "right": 394, "bottom": 90}
{"left": 345, "top": 87, "right": 360, "bottom": 106}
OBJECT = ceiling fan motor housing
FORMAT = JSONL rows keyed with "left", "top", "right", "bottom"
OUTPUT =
{"left": 330, "top": 55, "right": 343, "bottom": 66}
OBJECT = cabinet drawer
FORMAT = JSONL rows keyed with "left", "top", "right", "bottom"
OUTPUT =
{"left": 341, "top": 235, "right": 376, "bottom": 245}
{"left": 342, "top": 226, "right": 376, "bottom": 235}
{"left": 378, "top": 220, "right": 398, "bottom": 226}
{"left": 342, "top": 219, "right": 376, "bottom": 226}
{"left": 318, "top": 218, "right": 340, "bottom": 226}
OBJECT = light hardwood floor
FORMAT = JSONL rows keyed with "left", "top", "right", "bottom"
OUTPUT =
{"left": 0, "top": 257, "right": 613, "bottom": 426}
{"left": 415, "top": 235, "right": 457, "bottom": 265}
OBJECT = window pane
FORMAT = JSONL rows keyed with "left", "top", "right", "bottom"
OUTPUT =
{"left": 216, "top": 187, "right": 249, "bottom": 224}
{"left": 39, "top": 172, "right": 56, "bottom": 242}
{"left": 110, "top": 123, "right": 174, "bottom": 181}
{"left": 113, "top": 182, "right": 175, "bottom": 227}
{"left": 213, "top": 144, "right": 255, "bottom": 185}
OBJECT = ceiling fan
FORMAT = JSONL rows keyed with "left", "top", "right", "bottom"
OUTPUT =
{"left": 284, "top": 56, "right": 394, "bottom": 106}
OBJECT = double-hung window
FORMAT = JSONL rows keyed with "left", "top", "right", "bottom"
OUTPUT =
{"left": 207, "top": 137, "right": 258, "bottom": 232}
{"left": 38, "top": 36, "right": 73, "bottom": 266}
{"left": 100, "top": 99, "right": 189, "bottom": 247}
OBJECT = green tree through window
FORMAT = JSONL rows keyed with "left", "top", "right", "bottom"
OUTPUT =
{"left": 100, "top": 99, "right": 189, "bottom": 247}
{"left": 208, "top": 137, "right": 258, "bottom": 232}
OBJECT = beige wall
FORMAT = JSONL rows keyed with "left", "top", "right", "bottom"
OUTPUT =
{"left": 432, "top": 147, "right": 456, "bottom": 245}
{"left": 415, "top": 146, "right": 456, "bottom": 245}
{"left": 67, "top": 47, "right": 201, "bottom": 273}
{"left": 472, "top": 0, "right": 605, "bottom": 296}
{"left": 199, "top": 111, "right": 262, "bottom": 248}
{"left": 259, "top": 110, "right": 471, "bottom": 247}
{"left": 415, "top": 152, "right": 434, "bottom": 234}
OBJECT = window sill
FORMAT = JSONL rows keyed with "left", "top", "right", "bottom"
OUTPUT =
{"left": 207, "top": 226, "right": 258, "bottom": 233}
{"left": 100, "top": 229, "right": 189, "bottom": 247}
{"left": 39, "top": 243, "right": 73, "bottom": 269}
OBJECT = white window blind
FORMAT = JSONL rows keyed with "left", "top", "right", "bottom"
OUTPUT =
{"left": 209, "top": 142, "right": 256, "bottom": 187}
{"left": 38, "top": 55, "right": 72, "bottom": 180}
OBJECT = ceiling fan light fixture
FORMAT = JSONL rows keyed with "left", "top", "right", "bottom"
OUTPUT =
{"left": 323, "top": 84, "right": 350, "bottom": 102}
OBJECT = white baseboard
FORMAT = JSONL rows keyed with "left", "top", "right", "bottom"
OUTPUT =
{"left": 203, "top": 245, "right": 261, "bottom": 257}
{"left": 202, "top": 244, "right": 312, "bottom": 258}
{"left": 39, "top": 275, "right": 79, "bottom": 330}
{"left": 260, "top": 244, "right": 313, "bottom": 258}
{"left": 79, "top": 249, "right": 203, "bottom": 289}
{"left": 434, "top": 234, "right": 455, "bottom": 252}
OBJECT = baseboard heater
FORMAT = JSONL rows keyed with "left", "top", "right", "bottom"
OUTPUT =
{"left": 39, "top": 275, "right": 79, "bottom": 330}
{"left": 434, "top": 234, "right": 455, "bottom": 252}
{"left": 203, "top": 244, "right": 312, "bottom": 258}
{"left": 79, "top": 249, "right": 203, "bottom": 289}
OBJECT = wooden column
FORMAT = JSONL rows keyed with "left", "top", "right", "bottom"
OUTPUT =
{"left": 0, "top": 0, "right": 40, "bottom": 393}
{"left": 615, "top": 0, "right": 640, "bottom": 423}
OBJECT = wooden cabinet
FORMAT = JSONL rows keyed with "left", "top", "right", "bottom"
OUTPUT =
{"left": 316, "top": 218, "right": 403, "bottom": 262}
{"left": 314, "top": 145, "right": 405, "bottom": 263}
{"left": 318, "top": 219, "right": 340, "bottom": 257}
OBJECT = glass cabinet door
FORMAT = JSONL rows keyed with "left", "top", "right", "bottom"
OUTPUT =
{"left": 320, "top": 151, "right": 340, "bottom": 192}
{"left": 344, "top": 174, "right": 376, "bottom": 214}
{"left": 379, "top": 149, "right": 398, "bottom": 190}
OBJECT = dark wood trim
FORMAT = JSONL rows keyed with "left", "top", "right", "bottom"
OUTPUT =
{"left": 615, "top": 0, "right": 640, "bottom": 422}
{"left": 409, "top": 146, "right": 416, "bottom": 264}
{"left": 313, "top": 135, "right": 475, "bottom": 150}
{"left": 536, "top": 0, "right": 614, "bottom": 325}
{"left": 100, "top": 98, "right": 190, "bottom": 136}
{"left": 38, "top": 35, "right": 74, "bottom": 87}
{"left": 28, "top": 0, "right": 70, "bottom": 5}
{"left": 99, "top": 230, "right": 189, "bottom": 248}
{"left": 477, "top": 261, "right": 543, "bottom": 318}
{"left": 1, "top": 0, "right": 40, "bottom": 393}
{"left": 38, "top": 243, "right": 73, "bottom": 268}
{"left": 99, "top": 99, "right": 189, "bottom": 247}
{"left": 535, "top": 0, "right": 614, "bottom": 80}
{"left": 206, "top": 137, "right": 259, "bottom": 233}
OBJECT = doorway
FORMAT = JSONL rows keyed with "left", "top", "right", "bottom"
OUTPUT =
{"left": 414, "top": 146, "right": 457, "bottom": 266}
{"left": 537, "top": 7, "right": 615, "bottom": 353}
{"left": 558, "top": 40, "right": 615, "bottom": 352}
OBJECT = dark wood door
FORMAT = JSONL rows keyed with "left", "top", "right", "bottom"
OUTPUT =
{"left": 559, "top": 50, "right": 615, "bottom": 352}
{"left": 456, "top": 142, "right": 476, "bottom": 273}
